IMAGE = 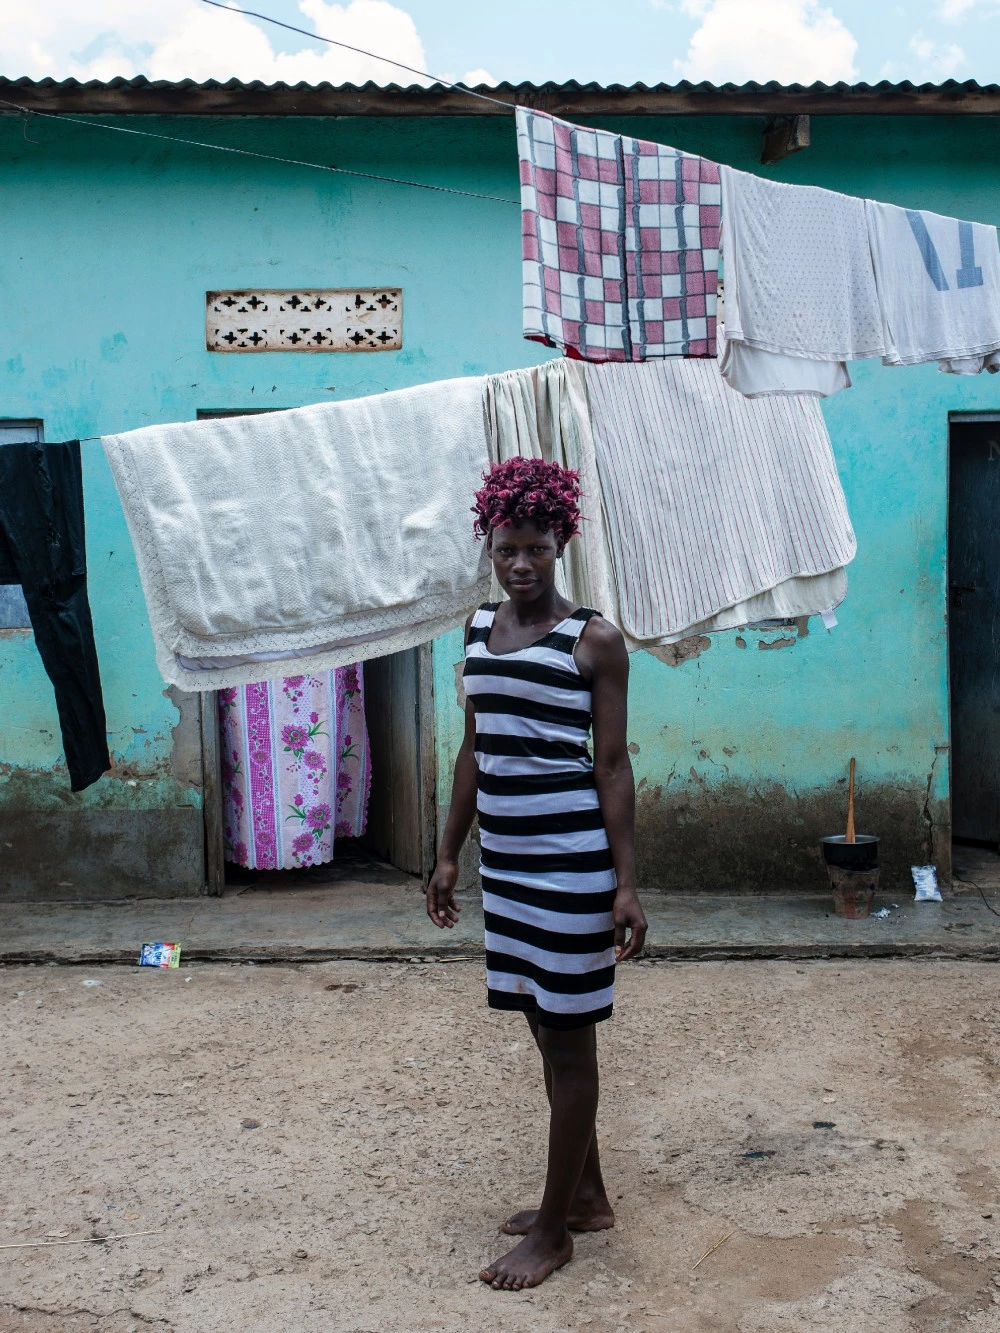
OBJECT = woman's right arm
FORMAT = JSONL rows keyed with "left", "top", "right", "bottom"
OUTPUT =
{"left": 425, "top": 686, "right": 479, "bottom": 929}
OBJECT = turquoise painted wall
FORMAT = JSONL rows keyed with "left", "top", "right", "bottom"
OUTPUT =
{"left": 1, "top": 110, "right": 997, "bottom": 892}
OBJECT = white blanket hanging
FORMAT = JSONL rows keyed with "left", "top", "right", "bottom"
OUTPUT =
{"left": 584, "top": 358, "right": 855, "bottom": 642}
{"left": 103, "top": 379, "right": 492, "bottom": 690}
{"left": 719, "top": 165, "right": 885, "bottom": 399}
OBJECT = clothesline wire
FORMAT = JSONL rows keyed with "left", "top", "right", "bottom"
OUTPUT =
{"left": 952, "top": 874, "right": 1000, "bottom": 918}
{"left": 199, "top": 0, "right": 516, "bottom": 111}
{"left": 0, "top": 98, "right": 520, "bottom": 205}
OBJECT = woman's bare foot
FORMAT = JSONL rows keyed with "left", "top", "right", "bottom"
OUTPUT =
{"left": 479, "top": 1230, "right": 574, "bottom": 1291}
{"left": 502, "top": 1198, "right": 615, "bottom": 1236}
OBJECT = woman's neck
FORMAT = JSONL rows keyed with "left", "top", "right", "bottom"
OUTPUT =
{"left": 504, "top": 586, "right": 571, "bottom": 628}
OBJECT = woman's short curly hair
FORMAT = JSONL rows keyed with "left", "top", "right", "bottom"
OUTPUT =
{"left": 472, "top": 457, "right": 581, "bottom": 544}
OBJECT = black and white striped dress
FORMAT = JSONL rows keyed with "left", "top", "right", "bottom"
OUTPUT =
{"left": 464, "top": 603, "right": 617, "bottom": 1029}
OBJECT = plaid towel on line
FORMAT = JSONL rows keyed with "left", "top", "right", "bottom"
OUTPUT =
{"left": 516, "top": 107, "right": 721, "bottom": 363}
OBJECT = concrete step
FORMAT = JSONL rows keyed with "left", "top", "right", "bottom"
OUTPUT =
{"left": 2, "top": 883, "right": 999, "bottom": 965}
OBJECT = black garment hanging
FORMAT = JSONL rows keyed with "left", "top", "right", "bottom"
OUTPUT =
{"left": 0, "top": 440, "right": 110, "bottom": 791}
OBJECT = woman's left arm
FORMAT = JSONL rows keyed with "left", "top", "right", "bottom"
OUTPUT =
{"left": 580, "top": 618, "right": 647, "bottom": 962}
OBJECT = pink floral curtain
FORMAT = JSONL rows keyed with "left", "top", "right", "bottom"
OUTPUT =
{"left": 219, "top": 664, "right": 370, "bottom": 870}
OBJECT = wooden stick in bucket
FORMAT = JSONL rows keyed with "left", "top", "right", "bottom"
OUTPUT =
{"left": 846, "top": 758, "right": 856, "bottom": 844}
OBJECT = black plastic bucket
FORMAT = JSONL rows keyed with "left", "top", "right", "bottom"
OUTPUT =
{"left": 821, "top": 834, "right": 879, "bottom": 871}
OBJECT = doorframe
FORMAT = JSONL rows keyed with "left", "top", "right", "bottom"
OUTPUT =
{"left": 200, "top": 691, "right": 225, "bottom": 895}
{"left": 200, "top": 650, "right": 437, "bottom": 889}
{"left": 946, "top": 410, "right": 1000, "bottom": 855}
{"left": 417, "top": 642, "right": 438, "bottom": 884}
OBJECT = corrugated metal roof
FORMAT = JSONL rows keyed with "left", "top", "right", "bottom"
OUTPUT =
{"left": 2, "top": 74, "right": 1000, "bottom": 116}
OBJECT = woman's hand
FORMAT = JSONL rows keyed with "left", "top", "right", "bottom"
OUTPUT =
{"left": 613, "top": 888, "right": 647, "bottom": 961}
{"left": 426, "top": 857, "right": 462, "bottom": 929}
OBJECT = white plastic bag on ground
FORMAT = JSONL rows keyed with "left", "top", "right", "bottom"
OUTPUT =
{"left": 912, "top": 865, "right": 942, "bottom": 902}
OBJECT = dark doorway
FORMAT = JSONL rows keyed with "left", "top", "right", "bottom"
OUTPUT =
{"left": 197, "top": 410, "right": 436, "bottom": 890}
{"left": 949, "top": 416, "right": 1000, "bottom": 844}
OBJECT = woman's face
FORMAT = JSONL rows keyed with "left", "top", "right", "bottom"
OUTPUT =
{"left": 487, "top": 520, "right": 563, "bottom": 604}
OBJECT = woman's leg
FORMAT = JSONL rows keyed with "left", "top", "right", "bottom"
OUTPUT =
{"left": 479, "top": 1020, "right": 601, "bottom": 1290}
{"left": 503, "top": 1013, "right": 614, "bottom": 1234}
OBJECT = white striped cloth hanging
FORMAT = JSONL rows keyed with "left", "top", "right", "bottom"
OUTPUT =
{"left": 581, "top": 357, "right": 856, "bottom": 643}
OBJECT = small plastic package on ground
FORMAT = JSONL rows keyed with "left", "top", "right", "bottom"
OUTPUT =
{"left": 871, "top": 905, "right": 899, "bottom": 920}
{"left": 911, "top": 866, "right": 942, "bottom": 902}
{"left": 138, "top": 942, "right": 182, "bottom": 968}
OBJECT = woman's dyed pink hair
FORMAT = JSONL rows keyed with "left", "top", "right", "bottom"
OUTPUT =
{"left": 472, "top": 457, "right": 581, "bottom": 544}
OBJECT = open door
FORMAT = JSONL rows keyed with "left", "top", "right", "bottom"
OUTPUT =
{"left": 363, "top": 644, "right": 436, "bottom": 878}
{"left": 198, "top": 406, "right": 438, "bottom": 887}
{"left": 949, "top": 416, "right": 1000, "bottom": 844}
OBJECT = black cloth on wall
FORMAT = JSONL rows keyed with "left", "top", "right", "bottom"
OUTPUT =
{"left": 0, "top": 440, "right": 110, "bottom": 791}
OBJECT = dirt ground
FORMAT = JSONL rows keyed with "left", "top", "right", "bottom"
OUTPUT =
{"left": 1, "top": 959, "right": 998, "bottom": 1333}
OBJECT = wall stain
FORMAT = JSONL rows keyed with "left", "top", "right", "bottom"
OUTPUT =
{"left": 41, "top": 364, "right": 69, "bottom": 391}
{"left": 100, "top": 332, "right": 128, "bottom": 363}
{"left": 634, "top": 777, "right": 949, "bottom": 891}
{"left": 0, "top": 689, "right": 205, "bottom": 899}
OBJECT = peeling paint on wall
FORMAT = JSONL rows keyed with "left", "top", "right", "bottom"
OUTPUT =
{"left": 165, "top": 687, "right": 203, "bottom": 792}
{"left": 453, "top": 660, "right": 466, "bottom": 711}
{"left": 758, "top": 636, "right": 796, "bottom": 651}
{"left": 644, "top": 636, "right": 712, "bottom": 668}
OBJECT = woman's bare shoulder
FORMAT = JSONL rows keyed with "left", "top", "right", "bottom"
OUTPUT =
{"left": 582, "top": 613, "right": 624, "bottom": 647}
{"left": 577, "top": 613, "right": 628, "bottom": 674}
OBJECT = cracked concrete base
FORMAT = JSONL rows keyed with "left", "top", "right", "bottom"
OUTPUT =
{"left": 1, "top": 883, "right": 999, "bottom": 966}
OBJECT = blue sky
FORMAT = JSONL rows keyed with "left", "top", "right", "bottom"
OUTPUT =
{"left": 309, "top": 0, "right": 1000, "bottom": 86}
{"left": 3, "top": 0, "right": 1000, "bottom": 88}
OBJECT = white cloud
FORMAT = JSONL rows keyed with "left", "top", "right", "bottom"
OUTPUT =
{"left": 459, "top": 67, "right": 499, "bottom": 87}
{"left": 0, "top": 0, "right": 430, "bottom": 85}
{"left": 910, "top": 30, "right": 965, "bottom": 76}
{"left": 939, "top": 0, "right": 1000, "bottom": 17}
{"left": 880, "top": 30, "right": 966, "bottom": 80}
{"left": 675, "top": 0, "right": 858, "bottom": 84}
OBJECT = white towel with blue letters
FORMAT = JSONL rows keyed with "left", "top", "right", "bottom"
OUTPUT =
{"left": 866, "top": 200, "right": 1000, "bottom": 373}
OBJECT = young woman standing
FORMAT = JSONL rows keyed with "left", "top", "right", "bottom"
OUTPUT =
{"left": 427, "top": 457, "right": 647, "bottom": 1291}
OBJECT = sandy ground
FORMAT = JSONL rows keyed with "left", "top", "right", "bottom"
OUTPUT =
{"left": 1, "top": 959, "right": 998, "bottom": 1333}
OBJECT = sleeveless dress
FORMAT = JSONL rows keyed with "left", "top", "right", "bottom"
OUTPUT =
{"left": 463, "top": 603, "right": 617, "bottom": 1029}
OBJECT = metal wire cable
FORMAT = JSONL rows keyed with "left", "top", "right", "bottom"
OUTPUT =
{"left": 953, "top": 874, "right": 1000, "bottom": 917}
{"left": 198, "top": 0, "right": 516, "bottom": 109}
{"left": 0, "top": 9, "right": 524, "bottom": 442}
{"left": 0, "top": 98, "right": 519, "bottom": 205}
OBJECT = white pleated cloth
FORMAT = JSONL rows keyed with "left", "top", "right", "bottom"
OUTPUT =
{"left": 584, "top": 358, "right": 856, "bottom": 642}
{"left": 487, "top": 359, "right": 854, "bottom": 648}
{"left": 485, "top": 360, "right": 619, "bottom": 633}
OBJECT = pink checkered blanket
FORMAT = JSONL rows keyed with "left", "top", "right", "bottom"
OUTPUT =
{"left": 516, "top": 107, "right": 721, "bottom": 362}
